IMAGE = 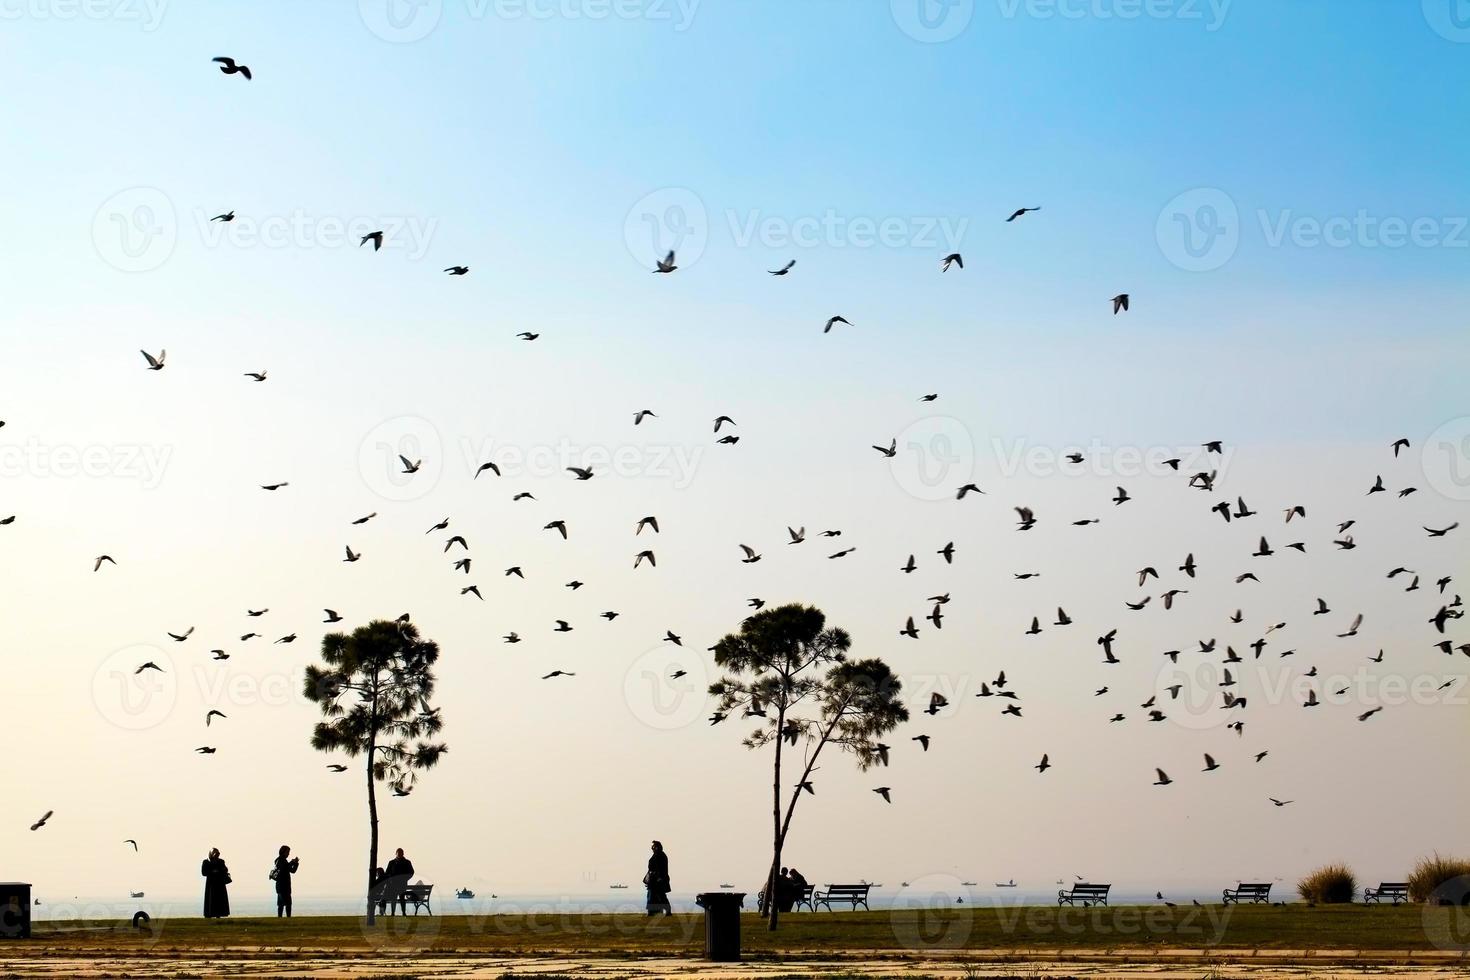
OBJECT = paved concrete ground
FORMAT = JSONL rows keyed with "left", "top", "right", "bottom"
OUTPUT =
{"left": 1, "top": 950, "right": 1467, "bottom": 979}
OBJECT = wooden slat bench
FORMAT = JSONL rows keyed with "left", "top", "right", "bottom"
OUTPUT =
{"left": 1057, "top": 883, "right": 1111, "bottom": 907}
{"left": 1223, "top": 882, "right": 1273, "bottom": 904}
{"left": 814, "top": 883, "right": 871, "bottom": 911}
{"left": 1364, "top": 882, "right": 1411, "bottom": 906}
{"left": 402, "top": 883, "right": 433, "bottom": 915}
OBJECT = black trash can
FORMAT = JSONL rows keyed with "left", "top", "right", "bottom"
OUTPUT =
{"left": 0, "top": 883, "right": 31, "bottom": 939}
{"left": 694, "top": 892, "right": 745, "bottom": 961}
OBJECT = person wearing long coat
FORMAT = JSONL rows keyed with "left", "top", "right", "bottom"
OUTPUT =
{"left": 272, "top": 845, "right": 300, "bottom": 917}
{"left": 645, "top": 840, "right": 671, "bottom": 916}
{"left": 201, "top": 848, "right": 231, "bottom": 919}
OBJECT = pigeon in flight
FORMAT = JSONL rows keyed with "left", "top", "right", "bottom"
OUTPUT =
{"left": 212, "top": 56, "right": 251, "bottom": 79}
{"left": 360, "top": 231, "right": 384, "bottom": 251}
{"left": 823, "top": 315, "right": 851, "bottom": 334}
{"left": 1111, "top": 294, "right": 1130, "bottom": 315}
{"left": 940, "top": 253, "right": 963, "bottom": 272}
{"left": 444, "top": 266, "right": 469, "bottom": 276}
{"left": 140, "top": 349, "right": 166, "bottom": 371}
{"left": 652, "top": 250, "right": 678, "bottom": 273}
{"left": 211, "top": 210, "right": 235, "bottom": 222}
{"left": 769, "top": 260, "right": 795, "bottom": 276}
{"left": 1006, "top": 207, "right": 1041, "bottom": 222}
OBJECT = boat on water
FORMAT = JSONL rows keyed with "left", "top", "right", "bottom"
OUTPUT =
{"left": 719, "top": 883, "right": 733, "bottom": 888}
{"left": 901, "top": 881, "right": 910, "bottom": 887}
{"left": 961, "top": 881, "right": 977, "bottom": 886}
{"left": 129, "top": 891, "right": 145, "bottom": 898}
{"left": 995, "top": 880, "right": 1018, "bottom": 888}
{"left": 455, "top": 888, "right": 475, "bottom": 899}
{"left": 609, "top": 883, "right": 628, "bottom": 889}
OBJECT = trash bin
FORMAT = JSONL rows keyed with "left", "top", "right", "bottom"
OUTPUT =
{"left": 694, "top": 892, "right": 745, "bottom": 961}
{"left": 0, "top": 883, "right": 31, "bottom": 939}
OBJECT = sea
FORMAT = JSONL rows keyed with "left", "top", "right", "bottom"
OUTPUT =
{"left": 31, "top": 886, "right": 1239, "bottom": 921}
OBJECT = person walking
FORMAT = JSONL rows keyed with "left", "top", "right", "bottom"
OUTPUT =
{"left": 271, "top": 845, "right": 300, "bottom": 917}
{"left": 201, "top": 848, "right": 231, "bottom": 919}
{"left": 644, "top": 840, "right": 672, "bottom": 916}
{"left": 384, "top": 847, "right": 415, "bottom": 916}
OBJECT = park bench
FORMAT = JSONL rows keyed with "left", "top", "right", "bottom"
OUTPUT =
{"left": 1057, "top": 883, "right": 1111, "bottom": 907}
{"left": 814, "top": 883, "right": 871, "bottom": 911}
{"left": 1364, "top": 882, "right": 1411, "bottom": 905}
{"left": 757, "top": 883, "right": 815, "bottom": 911}
{"left": 1223, "top": 882, "right": 1273, "bottom": 904}
{"left": 402, "top": 883, "right": 434, "bottom": 915}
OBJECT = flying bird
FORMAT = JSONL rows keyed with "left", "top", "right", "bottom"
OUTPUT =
{"left": 212, "top": 56, "right": 251, "bottom": 79}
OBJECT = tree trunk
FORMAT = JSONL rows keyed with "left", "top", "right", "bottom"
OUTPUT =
{"left": 767, "top": 695, "right": 786, "bottom": 932}
{"left": 365, "top": 739, "right": 378, "bottom": 924}
{"left": 768, "top": 701, "right": 848, "bottom": 929}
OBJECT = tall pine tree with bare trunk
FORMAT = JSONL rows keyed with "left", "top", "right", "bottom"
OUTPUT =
{"left": 709, "top": 603, "right": 908, "bottom": 932}
{"left": 303, "top": 618, "right": 447, "bottom": 925}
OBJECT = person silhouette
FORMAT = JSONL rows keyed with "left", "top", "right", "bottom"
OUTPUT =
{"left": 201, "top": 848, "right": 231, "bottom": 919}
{"left": 272, "top": 845, "right": 300, "bottom": 917}
{"left": 384, "top": 848, "right": 415, "bottom": 916}
{"left": 370, "top": 866, "right": 388, "bottom": 916}
{"left": 645, "top": 840, "right": 671, "bottom": 916}
{"left": 786, "top": 867, "right": 809, "bottom": 910}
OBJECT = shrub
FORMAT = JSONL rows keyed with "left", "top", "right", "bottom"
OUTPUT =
{"left": 1407, "top": 853, "right": 1470, "bottom": 904}
{"left": 1298, "top": 863, "right": 1356, "bottom": 904}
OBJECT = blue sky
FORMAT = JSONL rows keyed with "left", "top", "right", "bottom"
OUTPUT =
{"left": 2, "top": 1, "right": 1468, "bottom": 900}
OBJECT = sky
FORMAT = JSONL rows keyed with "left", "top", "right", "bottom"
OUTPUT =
{"left": 1, "top": 0, "right": 1468, "bottom": 910}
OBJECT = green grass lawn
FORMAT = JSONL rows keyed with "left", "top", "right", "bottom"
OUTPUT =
{"left": 9, "top": 904, "right": 1460, "bottom": 957}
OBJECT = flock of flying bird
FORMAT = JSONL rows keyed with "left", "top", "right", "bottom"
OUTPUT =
{"left": 16, "top": 55, "right": 1468, "bottom": 846}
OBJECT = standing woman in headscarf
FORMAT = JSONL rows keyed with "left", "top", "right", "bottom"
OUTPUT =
{"left": 644, "top": 840, "right": 671, "bottom": 916}
{"left": 201, "top": 847, "right": 231, "bottom": 919}
{"left": 272, "top": 845, "right": 300, "bottom": 917}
